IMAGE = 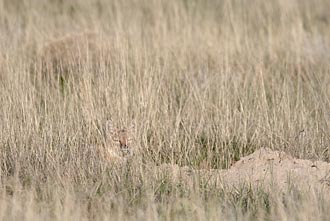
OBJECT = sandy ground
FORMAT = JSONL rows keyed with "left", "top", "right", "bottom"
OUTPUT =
{"left": 221, "top": 148, "right": 330, "bottom": 191}
{"left": 156, "top": 148, "right": 330, "bottom": 192}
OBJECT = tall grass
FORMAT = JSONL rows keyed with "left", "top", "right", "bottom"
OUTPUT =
{"left": 0, "top": 0, "right": 330, "bottom": 220}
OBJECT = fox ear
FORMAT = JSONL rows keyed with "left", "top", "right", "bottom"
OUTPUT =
{"left": 106, "top": 120, "right": 116, "bottom": 137}
{"left": 106, "top": 120, "right": 120, "bottom": 142}
{"left": 127, "top": 122, "right": 136, "bottom": 141}
{"left": 128, "top": 122, "right": 135, "bottom": 130}
{"left": 106, "top": 120, "right": 114, "bottom": 133}
{"left": 127, "top": 122, "right": 136, "bottom": 134}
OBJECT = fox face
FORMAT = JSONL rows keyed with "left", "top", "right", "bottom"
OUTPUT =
{"left": 117, "top": 129, "right": 131, "bottom": 155}
{"left": 106, "top": 121, "right": 135, "bottom": 157}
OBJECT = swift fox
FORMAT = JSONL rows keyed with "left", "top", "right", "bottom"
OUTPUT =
{"left": 97, "top": 120, "right": 136, "bottom": 162}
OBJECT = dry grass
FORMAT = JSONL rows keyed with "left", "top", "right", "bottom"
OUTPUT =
{"left": 0, "top": 0, "right": 330, "bottom": 220}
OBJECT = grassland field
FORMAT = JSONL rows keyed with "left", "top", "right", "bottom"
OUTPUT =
{"left": 0, "top": 0, "right": 330, "bottom": 220}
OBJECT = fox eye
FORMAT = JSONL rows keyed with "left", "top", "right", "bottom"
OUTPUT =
{"left": 112, "top": 137, "right": 119, "bottom": 142}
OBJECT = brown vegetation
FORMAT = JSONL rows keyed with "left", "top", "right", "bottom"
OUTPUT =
{"left": 32, "top": 32, "right": 109, "bottom": 88}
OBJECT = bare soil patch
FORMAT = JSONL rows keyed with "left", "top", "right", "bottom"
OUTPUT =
{"left": 221, "top": 148, "right": 330, "bottom": 191}
{"left": 158, "top": 148, "right": 330, "bottom": 192}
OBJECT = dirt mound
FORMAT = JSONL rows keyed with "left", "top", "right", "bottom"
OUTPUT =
{"left": 148, "top": 148, "right": 330, "bottom": 192}
{"left": 221, "top": 148, "right": 330, "bottom": 190}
